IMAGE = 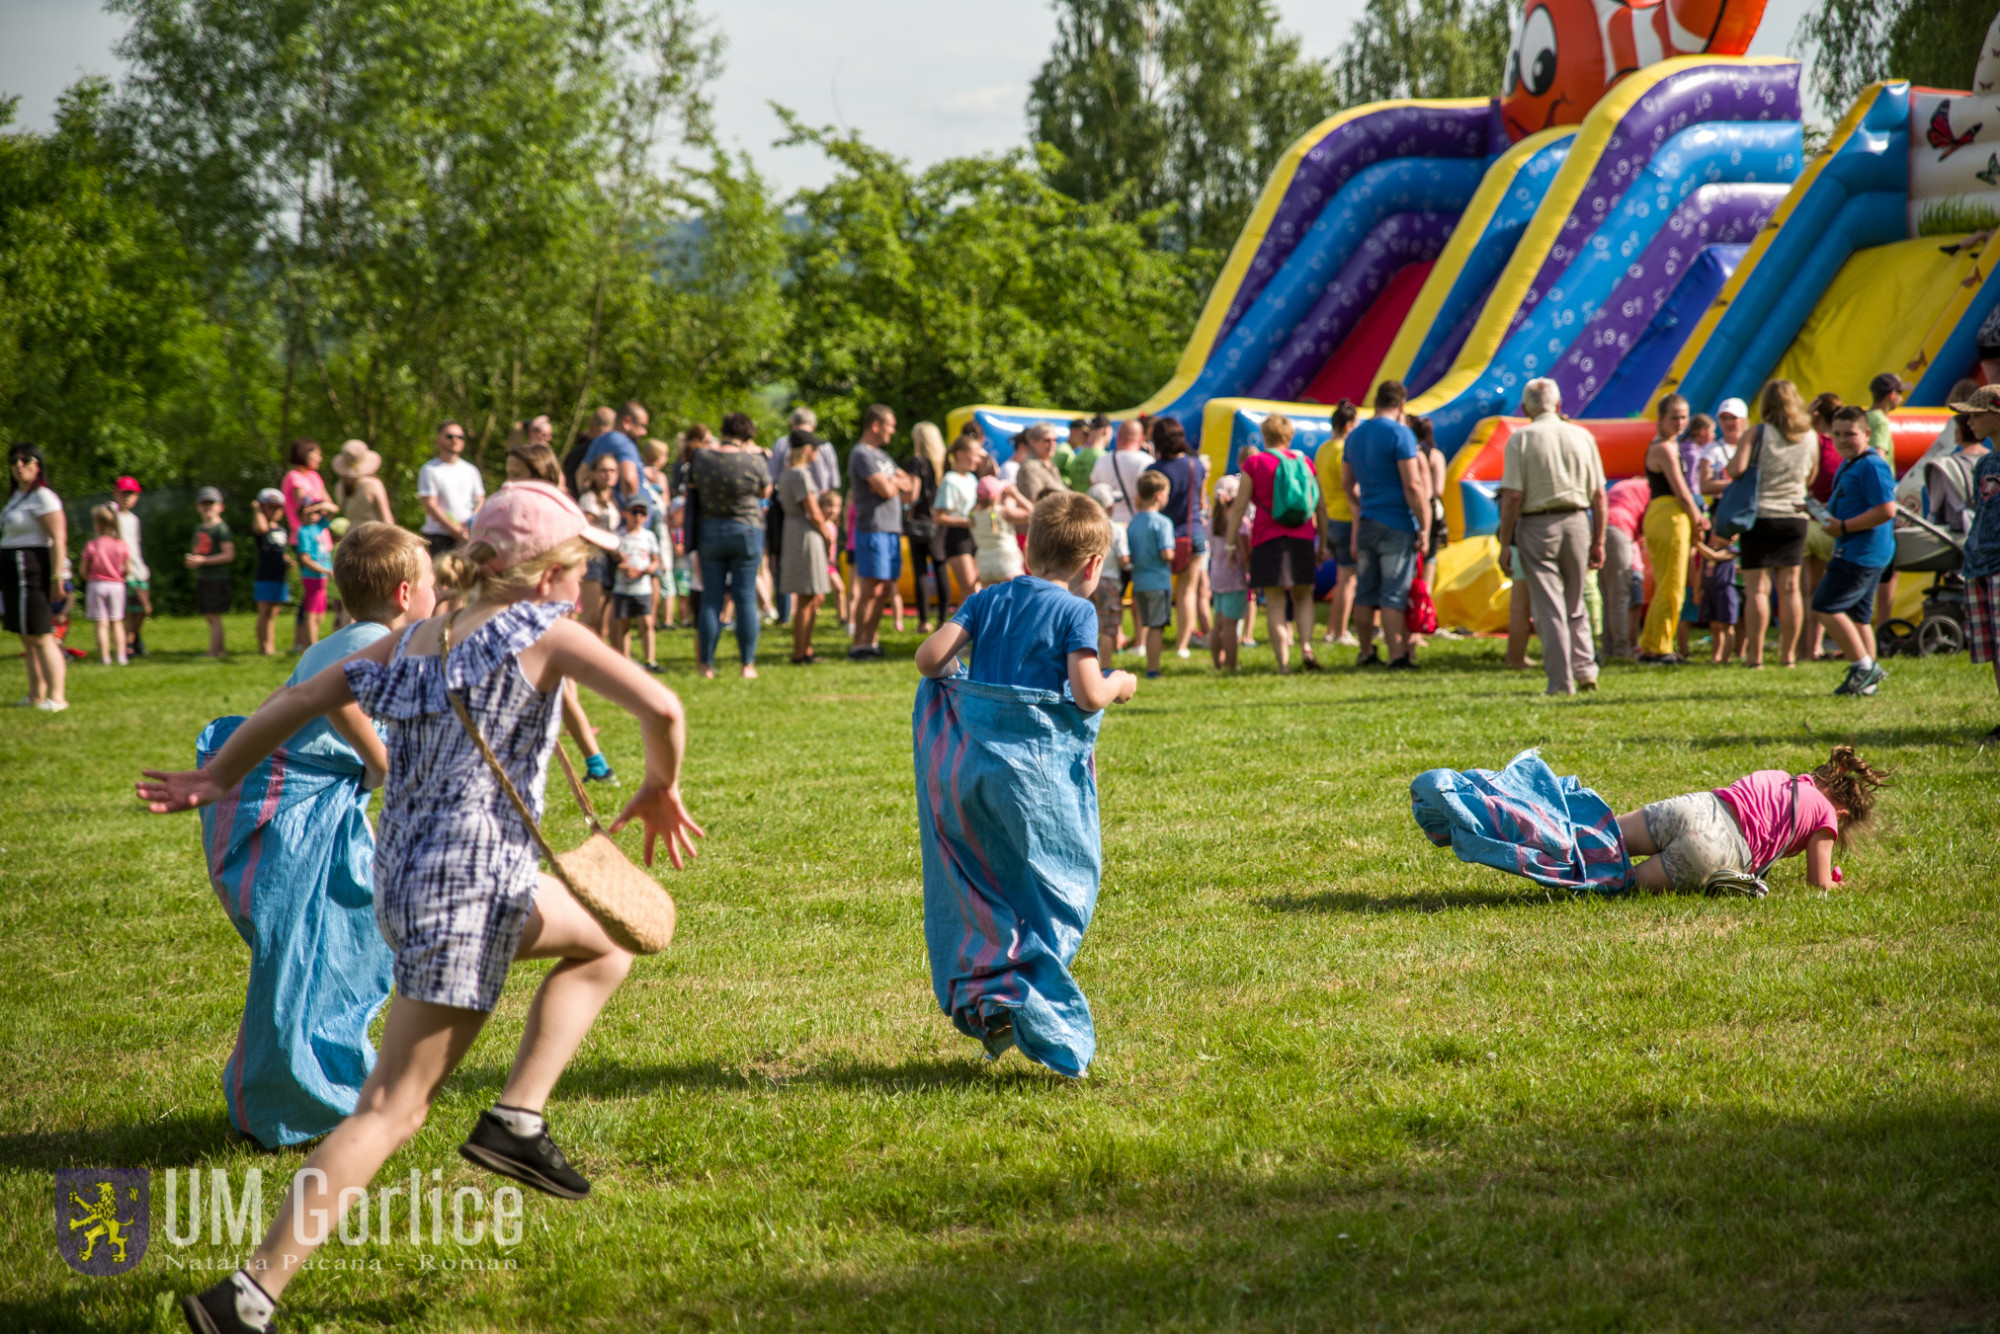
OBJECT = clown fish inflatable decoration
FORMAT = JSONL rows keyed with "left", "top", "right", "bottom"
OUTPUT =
{"left": 1500, "top": 0, "right": 1769, "bottom": 140}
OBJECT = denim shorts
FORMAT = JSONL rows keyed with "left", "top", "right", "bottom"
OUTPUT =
{"left": 253, "top": 579, "right": 290, "bottom": 605}
{"left": 1810, "top": 556, "right": 1887, "bottom": 619}
{"left": 1352, "top": 517, "right": 1418, "bottom": 611}
{"left": 854, "top": 530, "right": 903, "bottom": 582}
{"left": 1322, "top": 518, "right": 1353, "bottom": 566}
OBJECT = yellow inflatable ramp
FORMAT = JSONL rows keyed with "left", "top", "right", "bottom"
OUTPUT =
{"left": 1765, "top": 235, "right": 1986, "bottom": 411}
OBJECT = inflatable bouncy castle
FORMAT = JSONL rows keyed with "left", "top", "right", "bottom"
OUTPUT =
{"left": 946, "top": 2, "right": 2000, "bottom": 630}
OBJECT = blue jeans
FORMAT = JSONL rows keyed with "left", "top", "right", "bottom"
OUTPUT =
{"left": 697, "top": 520, "right": 763, "bottom": 667}
{"left": 1353, "top": 516, "right": 1419, "bottom": 611}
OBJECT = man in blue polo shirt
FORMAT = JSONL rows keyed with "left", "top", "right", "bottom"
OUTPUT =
{"left": 584, "top": 400, "right": 649, "bottom": 508}
{"left": 1340, "top": 379, "right": 1432, "bottom": 669}
{"left": 1812, "top": 405, "right": 1897, "bottom": 697}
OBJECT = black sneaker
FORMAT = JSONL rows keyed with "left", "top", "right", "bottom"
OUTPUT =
{"left": 1387, "top": 655, "right": 1418, "bottom": 672}
{"left": 181, "top": 1274, "right": 273, "bottom": 1334}
{"left": 1355, "top": 648, "right": 1384, "bottom": 668}
{"left": 458, "top": 1110, "right": 591, "bottom": 1199}
{"left": 846, "top": 644, "right": 872, "bottom": 661}
{"left": 130, "top": 636, "right": 147, "bottom": 658}
{"left": 581, "top": 761, "right": 617, "bottom": 784}
{"left": 642, "top": 660, "right": 664, "bottom": 674}
{"left": 1833, "top": 662, "right": 1887, "bottom": 697}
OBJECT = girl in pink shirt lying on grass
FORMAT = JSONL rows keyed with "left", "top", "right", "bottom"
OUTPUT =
{"left": 1617, "top": 745, "right": 1889, "bottom": 895}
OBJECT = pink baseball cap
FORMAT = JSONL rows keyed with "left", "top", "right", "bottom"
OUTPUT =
{"left": 976, "top": 475, "right": 1007, "bottom": 504}
{"left": 114, "top": 476, "right": 142, "bottom": 493}
{"left": 470, "top": 480, "right": 618, "bottom": 571}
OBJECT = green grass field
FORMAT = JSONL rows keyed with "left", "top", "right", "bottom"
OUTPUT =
{"left": 3, "top": 612, "right": 1997, "bottom": 1332}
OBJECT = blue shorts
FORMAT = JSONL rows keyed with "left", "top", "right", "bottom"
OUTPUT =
{"left": 854, "top": 530, "right": 903, "bottom": 582}
{"left": 1811, "top": 556, "right": 1887, "bottom": 620}
{"left": 1322, "top": 519, "right": 1353, "bottom": 566}
{"left": 1189, "top": 516, "right": 1210, "bottom": 557}
{"left": 1213, "top": 589, "right": 1248, "bottom": 620}
{"left": 1353, "top": 517, "right": 1419, "bottom": 611}
{"left": 253, "top": 579, "right": 290, "bottom": 605}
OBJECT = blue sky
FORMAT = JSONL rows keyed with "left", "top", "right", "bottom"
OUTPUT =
{"left": 0, "top": 0, "right": 1818, "bottom": 197}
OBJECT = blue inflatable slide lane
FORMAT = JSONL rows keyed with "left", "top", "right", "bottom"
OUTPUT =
{"left": 198, "top": 715, "right": 394, "bottom": 1147}
{"left": 1410, "top": 750, "right": 1632, "bottom": 893}
{"left": 913, "top": 676, "right": 1102, "bottom": 1078}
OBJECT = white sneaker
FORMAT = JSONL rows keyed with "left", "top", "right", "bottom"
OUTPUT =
{"left": 1336, "top": 632, "right": 1360, "bottom": 646}
{"left": 34, "top": 698, "right": 69, "bottom": 712}
{"left": 1176, "top": 647, "right": 1191, "bottom": 659}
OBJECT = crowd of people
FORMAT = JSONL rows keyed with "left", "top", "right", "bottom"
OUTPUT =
{"left": 6, "top": 364, "right": 1998, "bottom": 732}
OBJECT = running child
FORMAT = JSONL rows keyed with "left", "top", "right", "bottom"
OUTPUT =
{"left": 1619, "top": 745, "right": 1888, "bottom": 894}
{"left": 251, "top": 488, "right": 290, "bottom": 656}
{"left": 79, "top": 504, "right": 131, "bottom": 666}
{"left": 294, "top": 499, "right": 336, "bottom": 649}
{"left": 1126, "top": 470, "right": 1175, "bottom": 678}
{"left": 143, "top": 479, "right": 703, "bottom": 1334}
{"left": 912, "top": 491, "right": 1136, "bottom": 1075}
{"left": 187, "top": 487, "right": 235, "bottom": 658}
{"left": 610, "top": 495, "right": 663, "bottom": 672}
{"left": 197, "top": 521, "right": 436, "bottom": 1150}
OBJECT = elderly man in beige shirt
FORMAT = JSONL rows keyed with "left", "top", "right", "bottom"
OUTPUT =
{"left": 1498, "top": 378, "right": 1608, "bottom": 695}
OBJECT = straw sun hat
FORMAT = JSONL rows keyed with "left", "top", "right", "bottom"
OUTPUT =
{"left": 331, "top": 439, "right": 382, "bottom": 478}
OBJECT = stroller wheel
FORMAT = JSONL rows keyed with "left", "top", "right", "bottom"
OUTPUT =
{"left": 1877, "top": 618, "right": 1918, "bottom": 659}
{"left": 1917, "top": 616, "right": 1965, "bottom": 657}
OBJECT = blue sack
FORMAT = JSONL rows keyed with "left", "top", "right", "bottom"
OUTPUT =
{"left": 198, "top": 716, "right": 394, "bottom": 1148}
{"left": 1410, "top": 749, "right": 1631, "bottom": 893}
{"left": 1711, "top": 425, "right": 1765, "bottom": 539}
{"left": 913, "top": 676, "right": 1103, "bottom": 1078}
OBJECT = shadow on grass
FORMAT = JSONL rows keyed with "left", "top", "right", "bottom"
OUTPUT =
{"left": 0, "top": 1110, "right": 244, "bottom": 1172}
{"left": 1258, "top": 884, "right": 1585, "bottom": 914}
{"left": 623, "top": 1102, "right": 2000, "bottom": 1332}
{"left": 454, "top": 1054, "right": 1068, "bottom": 1101}
{"left": 1621, "top": 725, "right": 1981, "bottom": 750}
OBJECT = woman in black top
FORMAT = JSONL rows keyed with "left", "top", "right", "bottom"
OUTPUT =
{"left": 1144, "top": 419, "right": 1209, "bottom": 658}
{"left": 691, "top": 413, "right": 773, "bottom": 678}
{"left": 904, "top": 421, "right": 948, "bottom": 631}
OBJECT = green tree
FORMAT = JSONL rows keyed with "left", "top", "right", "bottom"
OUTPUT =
{"left": 1028, "top": 0, "right": 1338, "bottom": 253}
{"left": 777, "top": 117, "right": 1207, "bottom": 437}
{"left": 104, "top": 0, "right": 752, "bottom": 488}
{"left": 1335, "top": 0, "right": 1514, "bottom": 107}
{"left": 1795, "top": 0, "right": 1994, "bottom": 113}
{"left": 0, "top": 85, "right": 242, "bottom": 496}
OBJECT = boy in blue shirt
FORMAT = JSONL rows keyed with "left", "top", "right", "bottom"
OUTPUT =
{"left": 916, "top": 491, "right": 1139, "bottom": 709}
{"left": 912, "top": 492, "right": 1137, "bottom": 1073}
{"left": 1811, "top": 406, "right": 1897, "bottom": 697}
{"left": 1125, "top": 471, "right": 1177, "bottom": 678}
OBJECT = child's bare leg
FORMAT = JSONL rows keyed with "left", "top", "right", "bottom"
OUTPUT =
{"left": 112, "top": 620, "right": 127, "bottom": 662}
{"left": 1146, "top": 625, "right": 1162, "bottom": 674}
{"left": 1616, "top": 811, "right": 1658, "bottom": 855}
{"left": 610, "top": 616, "right": 630, "bottom": 660}
{"left": 305, "top": 611, "right": 321, "bottom": 646}
{"left": 95, "top": 619, "right": 112, "bottom": 664}
{"left": 502, "top": 876, "right": 634, "bottom": 1111}
{"left": 206, "top": 613, "right": 226, "bottom": 657}
{"left": 249, "top": 995, "right": 488, "bottom": 1297}
{"left": 641, "top": 616, "right": 656, "bottom": 665}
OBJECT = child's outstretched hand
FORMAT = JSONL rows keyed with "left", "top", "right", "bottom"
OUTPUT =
{"left": 137, "top": 768, "right": 228, "bottom": 813}
{"left": 1109, "top": 669, "right": 1138, "bottom": 703}
{"left": 610, "top": 781, "right": 705, "bottom": 870}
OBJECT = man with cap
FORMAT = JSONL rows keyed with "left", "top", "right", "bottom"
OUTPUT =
{"left": 1951, "top": 384, "right": 2000, "bottom": 740}
{"left": 113, "top": 476, "right": 152, "bottom": 657}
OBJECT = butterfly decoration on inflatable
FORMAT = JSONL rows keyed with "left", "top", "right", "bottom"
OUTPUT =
{"left": 1927, "top": 100, "right": 1983, "bottom": 160}
{"left": 1499, "top": 0, "right": 1769, "bottom": 141}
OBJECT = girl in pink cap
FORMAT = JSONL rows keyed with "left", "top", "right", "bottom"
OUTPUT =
{"left": 139, "top": 479, "right": 705, "bottom": 1334}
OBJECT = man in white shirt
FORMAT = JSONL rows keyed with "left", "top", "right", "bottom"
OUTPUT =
{"left": 1090, "top": 419, "right": 1155, "bottom": 525}
{"left": 416, "top": 420, "right": 486, "bottom": 559}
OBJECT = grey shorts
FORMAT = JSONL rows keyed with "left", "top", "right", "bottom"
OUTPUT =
{"left": 1641, "top": 792, "right": 1753, "bottom": 892}
{"left": 1131, "top": 586, "right": 1172, "bottom": 629}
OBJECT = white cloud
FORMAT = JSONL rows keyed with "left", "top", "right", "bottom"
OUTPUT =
{"left": 939, "top": 85, "right": 1024, "bottom": 118}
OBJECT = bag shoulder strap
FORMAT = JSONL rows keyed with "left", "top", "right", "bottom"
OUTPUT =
{"left": 1753, "top": 775, "right": 1802, "bottom": 879}
{"left": 439, "top": 611, "right": 605, "bottom": 870}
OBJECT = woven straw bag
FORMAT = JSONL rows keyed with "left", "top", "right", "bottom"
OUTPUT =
{"left": 441, "top": 612, "right": 676, "bottom": 954}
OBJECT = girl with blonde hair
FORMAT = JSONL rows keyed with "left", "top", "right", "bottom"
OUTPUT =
{"left": 1727, "top": 379, "right": 1820, "bottom": 667}
{"left": 146, "top": 480, "right": 702, "bottom": 1334}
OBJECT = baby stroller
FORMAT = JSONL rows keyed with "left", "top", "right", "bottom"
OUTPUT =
{"left": 1879, "top": 455, "right": 1970, "bottom": 658}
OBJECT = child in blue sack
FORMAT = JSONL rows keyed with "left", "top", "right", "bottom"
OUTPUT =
{"left": 913, "top": 490, "right": 1137, "bottom": 1077}
{"left": 195, "top": 521, "right": 436, "bottom": 1151}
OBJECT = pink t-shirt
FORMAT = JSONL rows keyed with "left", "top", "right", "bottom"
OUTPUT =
{"left": 80, "top": 536, "right": 128, "bottom": 584}
{"left": 1239, "top": 448, "right": 1317, "bottom": 547}
{"left": 1714, "top": 771, "right": 1839, "bottom": 869}
{"left": 1606, "top": 476, "right": 1649, "bottom": 539}
{"left": 282, "top": 467, "right": 330, "bottom": 544}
